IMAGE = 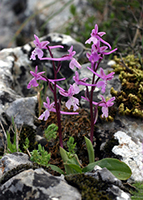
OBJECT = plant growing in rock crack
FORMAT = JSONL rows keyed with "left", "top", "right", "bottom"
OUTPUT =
{"left": 6, "top": 117, "right": 22, "bottom": 153}
{"left": 27, "top": 24, "right": 132, "bottom": 180}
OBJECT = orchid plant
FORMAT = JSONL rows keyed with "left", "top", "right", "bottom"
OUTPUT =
{"left": 27, "top": 24, "right": 132, "bottom": 179}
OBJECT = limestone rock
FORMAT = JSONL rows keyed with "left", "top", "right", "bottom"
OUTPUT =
{"left": 0, "top": 153, "right": 81, "bottom": 200}
{"left": 0, "top": 168, "right": 81, "bottom": 200}
{"left": 112, "top": 131, "right": 143, "bottom": 182}
{"left": 0, "top": 152, "right": 32, "bottom": 179}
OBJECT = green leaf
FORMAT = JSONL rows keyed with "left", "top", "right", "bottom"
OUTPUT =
{"left": 60, "top": 147, "right": 74, "bottom": 174}
{"left": 6, "top": 131, "right": 17, "bottom": 153}
{"left": 48, "top": 164, "right": 65, "bottom": 175}
{"left": 82, "top": 162, "right": 97, "bottom": 173}
{"left": 60, "top": 147, "right": 81, "bottom": 174}
{"left": 64, "top": 163, "right": 82, "bottom": 174}
{"left": 84, "top": 136, "right": 95, "bottom": 163}
{"left": 94, "top": 158, "right": 132, "bottom": 180}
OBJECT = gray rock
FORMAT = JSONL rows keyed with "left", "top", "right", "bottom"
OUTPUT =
{"left": 5, "top": 96, "right": 37, "bottom": 128}
{"left": 87, "top": 165, "right": 123, "bottom": 188}
{"left": 0, "top": 168, "right": 81, "bottom": 200}
{"left": 0, "top": 0, "right": 48, "bottom": 49}
{"left": 0, "top": 153, "right": 81, "bottom": 199}
{"left": 0, "top": 152, "right": 32, "bottom": 178}
{"left": 0, "top": 46, "right": 37, "bottom": 129}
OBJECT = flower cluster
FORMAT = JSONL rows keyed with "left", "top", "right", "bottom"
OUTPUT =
{"left": 27, "top": 24, "right": 117, "bottom": 146}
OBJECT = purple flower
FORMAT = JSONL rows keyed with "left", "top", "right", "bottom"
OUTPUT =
{"left": 85, "top": 24, "right": 111, "bottom": 49}
{"left": 98, "top": 95, "right": 115, "bottom": 118}
{"left": 69, "top": 58, "right": 82, "bottom": 70}
{"left": 87, "top": 67, "right": 115, "bottom": 93}
{"left": 40, "top": 45, "right": 75, "bottom": 61}
{"left": 33, "top": 34, "right": 49, "bottom": 49}
{"left": 38, "top": 97, "right": 56, "bottom": 121}
{"left": 59, "top": 83, "right": 80, "bottom": 111}
{"left": 27, "top": 66, "right": 47, "bottom": 89}
{"left": 86, "top": 42, "right": 117, "bottom": 67}
{"left": 82, "top": 95, "right": 115, "bottom": 118}
{"left": 30, "top": 34, "right": 64, "bottom": 60}
{"left": 30, "top": 35, "right": 49, "bottom": 60}
{"left": 40, "top": 46, "right": 81, "bottom": 70}
{"left": 73, "top": 71, "right": 96, "bottom": 86}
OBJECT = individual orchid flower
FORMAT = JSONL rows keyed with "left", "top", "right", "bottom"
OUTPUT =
{"left": 85, "top": 24, "right": 111, "bottom": 49}
{"left": 73, "top": 71, "right": 96, "bottom": 86}
{"left": 59, "top": 83, "right": 80, "bottom": 111}
{"left": 38, "top": 97, "right": 56, "bottom": 121}
{"left": 40, "top": 46, "right": 81, "bottom": 70}
{"left": 69, "top": 58, "right": 82, "bottom": 70}
{"left": 81, "top": 95, "right": 115, "bottom": 118}
{"left": 98, "top": 95, "right": 115, "bottom": 118}
{"left": 38, "top": 96, "right": 79, "bottom": 121}
{"left": 87, "top": 67, "right": 115, "bottom": 93}
{"left": 30, "top": 34, "right": 64, "bottom": 60}
{"left": 27, "top": 66, "right": 47, "bottom": 89}
{"left": 86, "top": 41, "right": 117, "bottom": 67}
{"left": 40, "top": 45, "right": 75, "bottom": 61}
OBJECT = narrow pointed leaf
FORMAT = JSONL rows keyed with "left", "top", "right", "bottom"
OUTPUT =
{"left": 60, "top": 147, "right": 75, "bottom": 174}
{"left": 48, "top": 164, "right": 65, "bottom": 175}
{"left": 84, "top": 136, "right": 95, "bottom": 163}
{"left": 64, "top": 163, "right": 82, "bottom": 174}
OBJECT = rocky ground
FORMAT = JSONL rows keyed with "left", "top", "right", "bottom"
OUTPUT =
{"left": 0, "top": 0, "right": 142, "bottom": 199}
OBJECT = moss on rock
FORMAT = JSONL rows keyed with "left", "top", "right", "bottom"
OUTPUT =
{"left": 65, "top": 173, "right": 114, "bottom": 200}
{"left": 111, "top": 54, "right": 143, "bottom": 118}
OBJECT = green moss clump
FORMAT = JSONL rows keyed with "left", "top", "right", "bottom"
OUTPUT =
{"left": 111, "top": 55, "right": 143, "bottom": 119}
{"left": 65, "top": 173, "right": 114, "bottom": 200}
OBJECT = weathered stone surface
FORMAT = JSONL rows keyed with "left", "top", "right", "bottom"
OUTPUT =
{"left": 0, "top": 168, "right": 81, "bottom": 200}
{"left": 5, "top": 96, "right": 37, "bottom": 128}
{"left": 0, "top": 46, "right": 37, "bottom": 129}
{"left": 0, "top": 152, "right": 32, "bottom": 178}
{"left": 112, "top": 131, "right": 142, "bottom": 182}
{"left": 0, "top": 153, "right": 81, "bottom": 200}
